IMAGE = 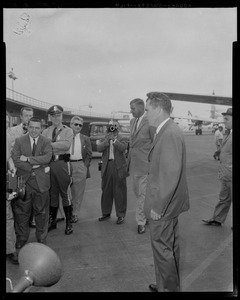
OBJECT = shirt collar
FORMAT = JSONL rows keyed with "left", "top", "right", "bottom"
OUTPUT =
{"left": 156, "top": 117, "right": 170, "bottom": 134}
{"left": 29, "top": 135, "right": 39, "bottom": 143}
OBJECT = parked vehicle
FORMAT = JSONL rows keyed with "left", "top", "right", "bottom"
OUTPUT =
{"left": 88, "top": 121, "right": 130, "bottom": 155}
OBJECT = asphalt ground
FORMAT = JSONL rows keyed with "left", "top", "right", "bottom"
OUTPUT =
{"left": 5, "top": 133, "right": 235, "bottom": 294}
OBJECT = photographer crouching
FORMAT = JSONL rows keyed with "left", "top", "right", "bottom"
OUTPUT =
{"left": 97, "top": 121, "right": 129, "bottom": 225}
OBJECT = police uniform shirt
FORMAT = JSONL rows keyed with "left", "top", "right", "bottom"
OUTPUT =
{"left": 42, "top": 124, "right": 73, "bottom": 155}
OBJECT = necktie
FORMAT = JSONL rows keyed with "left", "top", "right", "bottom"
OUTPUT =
{"left": 52, "top": 127, "right": 58, "bottom": 142}
{"left": 71, "top": 135, "right": 75, "bottom": 155}
{"left": 32, "top": 138, "right": 36, "bottom": 156}
{"left": 133, "top": 118, "right": 139, "bottom": 134}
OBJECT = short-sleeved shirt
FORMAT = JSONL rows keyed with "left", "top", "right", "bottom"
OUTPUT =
{"left": 42, "top": 124, "right": 73, "bottom": 155}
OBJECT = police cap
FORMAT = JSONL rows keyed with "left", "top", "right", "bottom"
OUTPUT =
{"left": 222, "top": 108, "right": 232, "bottom": 116}
{"left": 47, "top": 105, "right": 64, "bottom": 115}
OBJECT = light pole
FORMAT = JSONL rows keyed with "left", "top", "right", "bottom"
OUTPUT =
{"left": 8, "top": 68, "right": 17, "bottom": 98}
{"left": 88, "top": 103, "right": 93, "bottom": 116}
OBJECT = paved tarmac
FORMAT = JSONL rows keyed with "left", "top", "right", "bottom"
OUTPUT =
{"left": 5, "top": 133, "right": 235, "bottom": 293}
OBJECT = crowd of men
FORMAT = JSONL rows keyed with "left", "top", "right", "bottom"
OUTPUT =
{"left": 6, "top": 94, "right": 232, "bottom": 292}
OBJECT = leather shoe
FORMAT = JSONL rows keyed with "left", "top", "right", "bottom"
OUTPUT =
{"left": 98, "top": 214, "right": 110, "bottom": 221}
{"left": 138, "top": 225, "right": 146, "bottom": 234}
{"left": 70, "top": 215, "right": 78, "bottom": 223}
{"left": 202, "top": 219, "right": 221, "bottom": 226}
{"left": 116, "top": 217, "right": 124, "bottom": 224}
{"left": 149, "top": 284, "right": 158, "bottom": 292}
{"left": 6, "top": 252, "right": 19, "bottom": 265}
{"left": 65, "top": 225, "right": 73, "bottom": 235}
{"left": 16, "top": 240, "right": 26, "bottom": 249}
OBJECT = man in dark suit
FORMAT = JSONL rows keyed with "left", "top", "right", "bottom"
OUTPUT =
{"left": 69, "top": 116, "right": 92, "bottom": 223}
{"left": 97, "top": 121, "right": 128, "bottom": 225}
{"left": 144, "top": 92, "right": 190, "bottom": 292}
{"left": 12, "top": 117, "right": 52, "bottom": 249}
{"left": 128, "top": 98, "right": 153, "bottom": 234}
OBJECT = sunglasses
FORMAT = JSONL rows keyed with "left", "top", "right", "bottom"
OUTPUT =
{"left": 73, "top": 123, "right": 82, "bottom": 127}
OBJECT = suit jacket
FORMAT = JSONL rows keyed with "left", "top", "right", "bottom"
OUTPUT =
{"left": 144, "top": 119, "right": 190, "bottom": 221}
{"left": 97, "top": 133, "right": 128, "bottom": 179}
{"left": 12, "top": 133, "right": 52, "bottom": 193}
{"left": 218, "top": 132, "right": 232, "bottom": 182}
{"left": 7, "top": 123, "right": 26, "bottom": 152}
{"left": 128, "top": 116, "right": 153, "bottom": 175}
{"left": 71, "top": 133, "right": 92, "bottom": 178}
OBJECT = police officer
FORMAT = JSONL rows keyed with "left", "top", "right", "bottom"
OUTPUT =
{"left": 42, "top": 105, "right": 73, "bottom": 235}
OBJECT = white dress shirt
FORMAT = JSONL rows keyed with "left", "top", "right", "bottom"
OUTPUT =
{"left": 70, "top": 133, "right": 82, "bottom": 160}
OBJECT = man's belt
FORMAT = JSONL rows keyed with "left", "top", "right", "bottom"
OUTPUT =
{"left": 52, "top": 153, "right": 70, "bottom": 162}
{"left": 70, "top": 159, "right": 82, "bottom": 162}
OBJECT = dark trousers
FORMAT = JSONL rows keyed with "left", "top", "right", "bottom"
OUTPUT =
{"left": 149, "top": 217, "right": 180, "bottom": 292}
{"left": 101, "top": 160, "right": 127, "bottom": 217}
{"left": 12, "top": 176, "right": 49, "bottom": 244}
{"left": 49, "top": 160, "right": 72, "bottom": 207}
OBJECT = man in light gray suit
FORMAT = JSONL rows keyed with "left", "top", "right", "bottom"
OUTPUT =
{"left": 7, "top": 106, "right": 33, "bottom": 143}
{"left": 144, "top": 92, "right": 190, "bottom": 292}
{"left": 128, "top": 98, "right": 153, "bottom": 234}
{"left": 202, "top": 107, "right": 232, "bottom": 226}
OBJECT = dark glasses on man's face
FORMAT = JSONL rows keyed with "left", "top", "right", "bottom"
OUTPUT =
{"left": 74, "top": 123, "right": 82, "bottom": 127}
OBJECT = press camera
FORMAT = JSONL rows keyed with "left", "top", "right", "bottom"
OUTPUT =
{"left": 107, "top": 124, "right": 118, "bottom": 133}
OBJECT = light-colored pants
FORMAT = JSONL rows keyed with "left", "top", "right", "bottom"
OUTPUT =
{"left": 70, "top": 161, "right": 87, "bottom": 217}
{"left": 213, "top": 180, "right": 232, "bottom": 224}
{"left": 6, "top": 200, "right": 16, "bottom": 254}
{"left": 132, "top": 174, "right": 148, "bottom": 226}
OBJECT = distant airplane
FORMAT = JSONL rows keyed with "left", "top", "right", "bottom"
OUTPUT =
{"left": 171, "top": 104, "right": 227, "bottom": 133}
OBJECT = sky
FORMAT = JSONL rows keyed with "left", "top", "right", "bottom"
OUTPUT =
{"left": 4, "top": 8, "right": 236, "bottom": 118}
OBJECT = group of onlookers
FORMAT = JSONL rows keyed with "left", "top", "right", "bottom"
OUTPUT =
{"left": 6, "top": 97, "right": 232, "bottom": 293}
{"left": 6, "top": 105, "right": 92, "bottom": 265}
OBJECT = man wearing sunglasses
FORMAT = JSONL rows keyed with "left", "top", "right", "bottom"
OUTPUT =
{"left": 42, "top": 105, "right": 73, "bottom": 235}
{"left": 69, "top": 116, "right": 92, "bottom": 223}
